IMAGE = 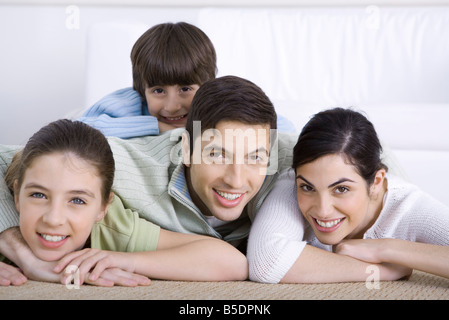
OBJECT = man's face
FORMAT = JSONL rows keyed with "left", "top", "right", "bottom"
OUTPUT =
{"left": 183, "top": 120, "right": 271, "bottom": 222}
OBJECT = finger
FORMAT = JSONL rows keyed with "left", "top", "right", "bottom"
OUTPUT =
{"left": 84, "top": 272, "right": 115, "bottom": 287}
{"left": 54, "top": 248, "right": 92, "bottom": 273}
{"left": 101, "top": 268, "right": 151, "bottom": 287}
{"left": 9, "top": 271, "right": 27, "bottom": 286}
{"left": 64, "top": 249, "right": 106, "bottom": 283}
{"left": 0, "top": 264, "right": 27, "bottom": 286}
{"left": 87, "top": 256, "right": 113, "bottom": 282}
{"left": 62, "top": 264, "right": 84, "bottom": 286}
{"left": 126, "top": 272, "right": 151, "bottom": 286}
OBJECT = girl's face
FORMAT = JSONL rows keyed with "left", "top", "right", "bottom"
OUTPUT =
{"left": 15, "top": 152, "right": 109, "bottom": 261}
{"left": 295, "top": 154, "right": 385, "bottom": 245}
{"left": 144, "top": 84, "right": 200, "bottom": 128}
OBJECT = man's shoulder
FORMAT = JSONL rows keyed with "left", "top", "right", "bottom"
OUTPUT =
{"left": 107, "top": 129, "right": 184, "bottom": 160}
{"left": 271, "top": 131, "right": 296, "bottom": 172}
{"left": 277, "top": 132, "right": 298, "bottom": 149}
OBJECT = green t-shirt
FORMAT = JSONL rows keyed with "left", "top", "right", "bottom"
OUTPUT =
{"left": 91, "top": 194, "right": 160, "bottom": 252}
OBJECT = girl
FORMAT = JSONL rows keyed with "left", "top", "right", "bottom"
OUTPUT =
{"left": 248, "top": 108, "right": 449, "bottom": 283}
{"left": 3, "top": 119, "right": 247, "bottom": 286}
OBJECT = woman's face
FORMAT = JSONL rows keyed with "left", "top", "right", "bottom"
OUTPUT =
{"left": 295, "top": 154, "right": 385, "bottom": 245}
{"left": 15, "top": 152, "right": 109, "bottom": 261}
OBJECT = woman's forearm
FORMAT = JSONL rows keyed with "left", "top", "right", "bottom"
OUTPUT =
{"left": 379, "top": 239, "right": 449, "bottom": 279}
{"left": 281, "top": 244, "right": 411, "bottom": 284}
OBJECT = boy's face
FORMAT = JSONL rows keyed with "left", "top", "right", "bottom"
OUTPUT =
{"left": 183, "top": 120, "right": 271, "bottom": 222}
{"left": 145, "top": 84, "right": 200, "bottom": 129}
{"left": 15, "top": 152, "right": 108, "bottom": 261}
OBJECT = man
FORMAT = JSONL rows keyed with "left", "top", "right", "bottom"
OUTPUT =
{"left": 0, "top": 76, "right": 297, "bottom": 285}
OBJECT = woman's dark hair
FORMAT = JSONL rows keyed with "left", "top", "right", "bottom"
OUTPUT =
{"left": 5, "top": 119, "right": 115, "bottom": 205}
{"left": 292, "top": 108, "right": 387, "bottom": 186}
{"left": 131, "top": 22, "right": 217, "bottom": 98}
{"left": 185, "top": 75, "right": 277, "bottom": 155}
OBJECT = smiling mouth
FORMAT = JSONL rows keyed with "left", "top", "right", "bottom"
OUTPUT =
{"left": 39, "top": 233, "right": 68, "bottom": 242}
{"left": 162, "top": 114, "right": 188, "bottom": 122}
{"left": 215, "top": 189, "right": 244, "bottom": 201}
{"left": 313, "top": 217, "right": 345, "bottom": 232}
{"left": 315, "top": 218, "right": 344, "bottom": 228}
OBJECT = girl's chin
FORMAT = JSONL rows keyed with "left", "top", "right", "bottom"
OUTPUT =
{"left": 34, "top": 249, "right": 70, "bottom": 262}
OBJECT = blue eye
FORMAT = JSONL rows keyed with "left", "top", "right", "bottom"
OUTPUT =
{"left": 71, "top": 198, "right": 86, "bottom": 205}
{"left": 31, "top": 192, "right": 46, "bottom": 199}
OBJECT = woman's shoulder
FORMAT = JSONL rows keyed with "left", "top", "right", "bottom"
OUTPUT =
{"left": 368, "top": 175, "right": 449, "bottom": 243}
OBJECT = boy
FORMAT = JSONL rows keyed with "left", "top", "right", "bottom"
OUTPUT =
{"left": 78, "top": 22, "right": 217, "bottom": 138}
{"left": 78, "top": 22, "right": 296, "bottom": 138}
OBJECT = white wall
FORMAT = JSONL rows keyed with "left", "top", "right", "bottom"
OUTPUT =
{"left": 1, "top": 1, "right": 448, "bottom": 145}
{"left": 1, "top": 2, "right": 449, "bottom": 207}
{"left": 0, "top": 5, "right": 200, "bottom": 145}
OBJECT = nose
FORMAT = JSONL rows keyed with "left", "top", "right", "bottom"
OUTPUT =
{"left": 314, "top": 194, "right": 334, "bottom": 219}
{"left": 223, "top": 164, "right": 245, "bottom": 189}
{"left": 163, "top": 92, "right": 182, "bottom": 113}
{"left": 42, "top": 200, "right": 66, "bottom": 227}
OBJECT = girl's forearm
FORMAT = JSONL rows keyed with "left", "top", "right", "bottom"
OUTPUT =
{"left": 130, "top": 239, "right": 248, "bottom": 281}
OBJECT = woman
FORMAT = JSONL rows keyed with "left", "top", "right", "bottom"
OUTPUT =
{"left": 248, "top": 107, "right": 449, "bottom": 283}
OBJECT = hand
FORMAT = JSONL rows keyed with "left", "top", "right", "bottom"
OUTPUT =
{"left": 379, "top": 263, "right": 413, "bottom": 281}
{"left": 0, "top": 261, "right": 27, "bottom": 286}
{"left": 55, "top": 248, "right": 151, "bottom": 287}
{"left": 335, "top": 239, "right": 412, "bottom": 281}
{"left": 334, "top": 238, "right": 390, "bottom": 264}
{"left": 0, "top": 227, "right": 60, "bottom": 282}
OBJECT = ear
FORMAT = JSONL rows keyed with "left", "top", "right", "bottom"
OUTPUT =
{"left": 13, "top": 180, "right": 20, "bottom": 213}
{"left": 181, "top": 132, "right": 191, "bottom": 167}
{"left": 96, "top": 192, "right": 114, "bottom": 222}
{"left": 370, "top": 168, "right": 386, "bottom": 198}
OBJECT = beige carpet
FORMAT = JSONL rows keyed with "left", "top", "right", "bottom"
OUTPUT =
{"left": 0, "top": 270, "right": 448, "bottom": 300}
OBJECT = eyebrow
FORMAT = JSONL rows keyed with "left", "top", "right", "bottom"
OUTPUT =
{"left": 24, "top": 183, "right": 96, "bottom": 198}
{"left": 295, "top": 175, "right": 355, "bottom": 188}
{"left": 204, "top": 144, "right": 269, "bottom": 156}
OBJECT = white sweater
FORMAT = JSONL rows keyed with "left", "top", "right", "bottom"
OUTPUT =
{"left": 247, "top": 168, "right": 449, "bottom": 283}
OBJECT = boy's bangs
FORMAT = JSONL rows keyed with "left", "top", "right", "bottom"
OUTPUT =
{"left": 144, "top": 57, "right": 202, "bottom": 87}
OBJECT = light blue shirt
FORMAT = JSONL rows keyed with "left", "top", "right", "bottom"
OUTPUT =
{"left": 78, "top": 87, "right": 297, "bottom": 139}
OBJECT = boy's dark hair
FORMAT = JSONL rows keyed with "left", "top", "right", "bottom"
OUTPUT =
{"left": 131, "top": 22, "right": 217, "bottom": 98}
{"left": 185, "top": 75, "right": 277, "bottom": 155}
{"left": 292, "top": 107, "right": 388, "bottom": 187}
{"left": 5, "top": 120, "right": 115, "bottom": 206}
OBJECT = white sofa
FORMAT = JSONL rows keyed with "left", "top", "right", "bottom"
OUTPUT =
{"left": 83, "top": 6, "right": 449, "bottom": 206}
